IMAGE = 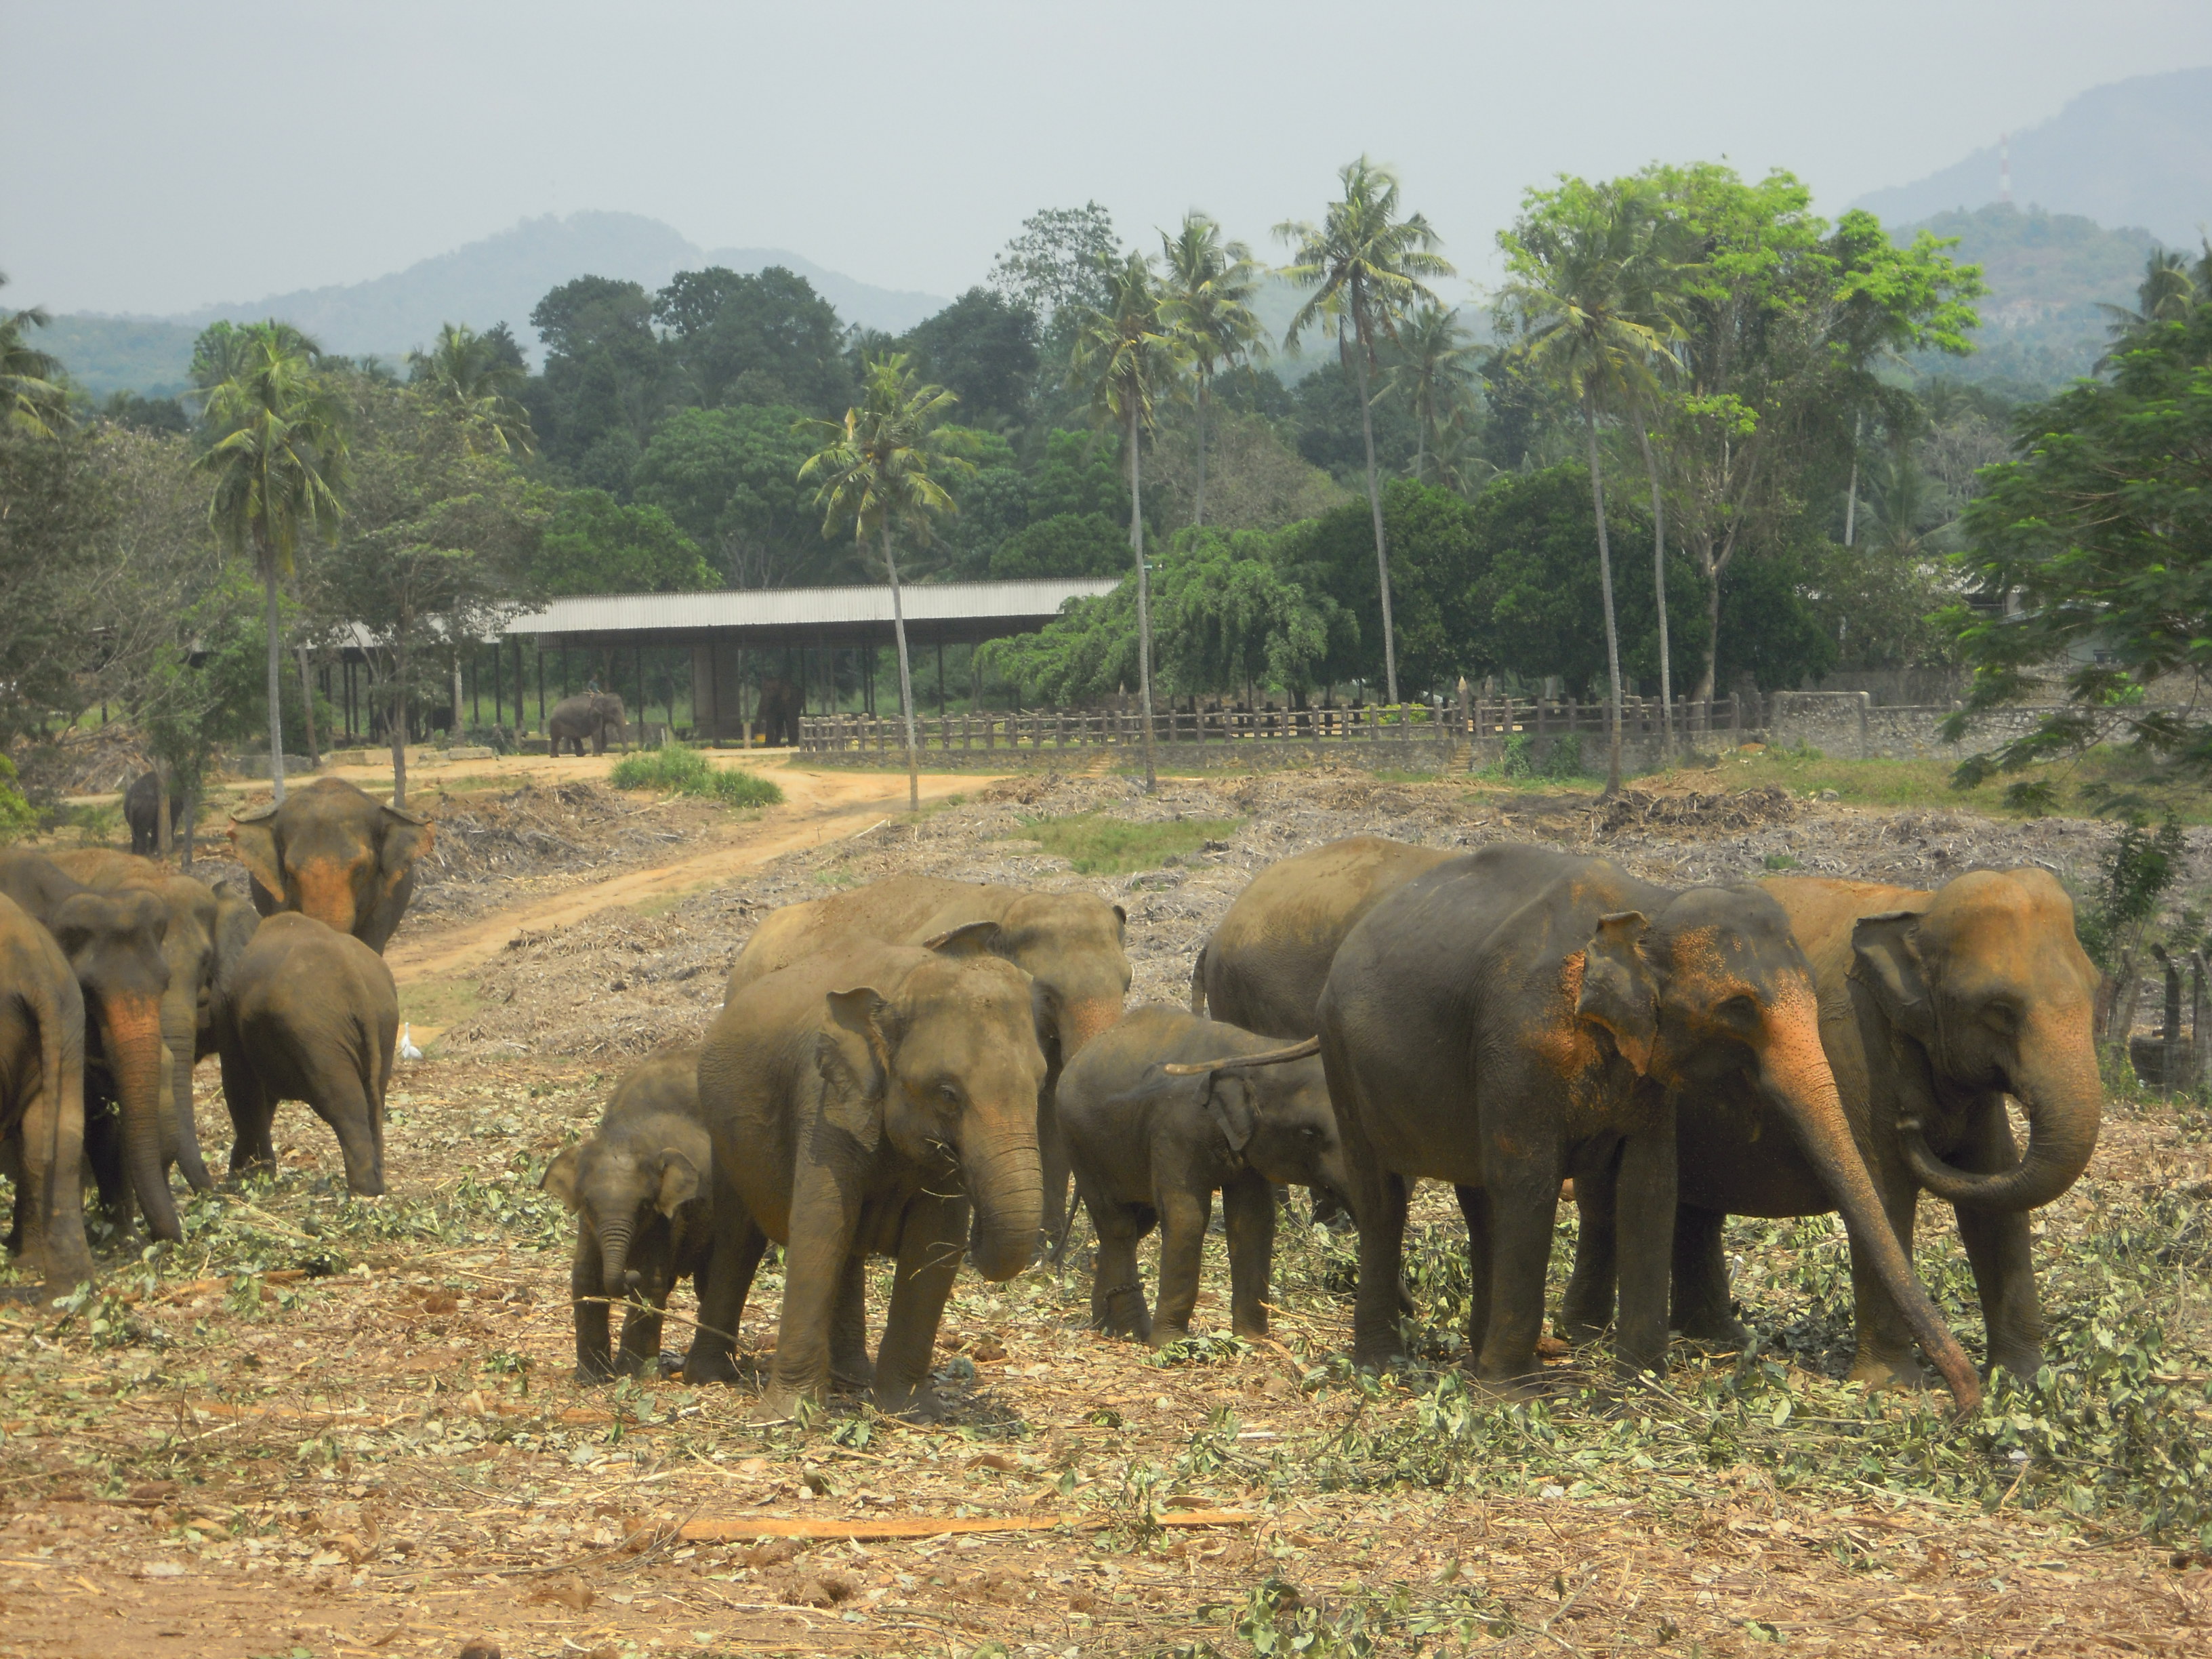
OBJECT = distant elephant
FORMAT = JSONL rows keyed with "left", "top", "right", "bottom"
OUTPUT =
{"left": 548, "top": 692, "right": 628, "bottom": 757}
{"left": 0, "top": 893, "right": 95, "bottom": 1293}
{"left": 752, "top": 677, "right": 803, "bottom": 747}
{"left": 53, "top": 851, "right": 260, "bottom": 1205}
{"left": 1057, "top": 1006, "right": 1351, "bottom": 1347}
{"left": 228, "top": 776, "right": 434, "bottom": 954}
{"left": 123, "top": 771, "right": 185, "bottom": 857}
{"left": 541, "top": 1046, "right": 711, "bottom": 1382}
{"left": 684, "top": 930, "right": 1048, "bottom": 1420}
{"left": 0, "top": 850, "right": 180, "bottom": 1243}
{"left": 727, "top": 876, "right": 1131, "bottom": 1247}
{"left": 1310, "top": 843, "right": 1980, "bottom": 1407}
{"left": 213, "top": 912, "right": 396, "bottom": 1196}
{"left": 1563, "top": 869, "right": 2102, "bottom": 1389}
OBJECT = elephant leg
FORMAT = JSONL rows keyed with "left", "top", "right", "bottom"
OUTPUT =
{"left": 1845, "top": 1166, "right": 1929, "bottom": 1391}
{"left": 1352, "top": 1170, "right": 1411, "bottom": 1368}
{"left": 81, "top": 1095, "right": 133, "bottom": 1234}
{"left": 1671, "top": 1204, "right": 1748, "bottom": 1346}
{"left": 1036, "top": 1085, "right": 1073, "bottom": 1257}
{"left": 572, "top": 1239, "right": 615, "bottom": 1382}
{"left": 218, "top": 1045, "right": 276, "bottom": 1179}
{"left": 759, "top": 1167, "right": 864, "bottom": 1418}
{"left": 1612, "top": 1113, "right": 1679, "bottom": 1377}
{"left": 1454, "top": 1184, "right": 1494, "bottom": 1359}
{"left": 873, "top": 1189, "right": 969, "bottom": 1420}
{"left": 1148, "top": 1183, "right": 1213, "bottom": 1347}
{"left": 830, "top": 1249, "right": 875, "bottom": 1389}
{"left": 1086, "top": 1181, "right": 1152, "bottom": 1341}
{"left": 683, "top": 1168, "right": 768, "bottom": 1386}
{"left": 1222, "top": 1171, "right": 1277, "bottom": 1339}
{"left": 1557, "top": 1151, "right": 1619, "bottom": 1343}
{"left": 305, "top": 1063, "right": 384, "bottom": 1197}
{"left": 161, "top": 1006, "right": 213, "bottom": 1193}
{"left": 13, "top": 1077, "right": 93, "bottom": 1290}
{"left": 1952, "top": 1106, "right": 2045, "bottom": 1381}
{"left": 1473, "top": 1130, "right": 1564, "bottom": 1388}
{"left": 616, "top": 1292, "right": 668, "bottom": 1376}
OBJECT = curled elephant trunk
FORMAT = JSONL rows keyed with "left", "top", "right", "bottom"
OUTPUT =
{"left": 1899, "top": 1040, "right": 2101, "bottom": 1213}
{"left": 99, "top": 994, "right": 181, "bottom": 1243}
{"left": 598, "top": 1225, "right": 638, "bottom": 1298}
{"left": 1759, "top": 981, "right": 1982, "bottom": 1412}
{"left": 962, "top": 1131, "right": 1044, "bottom": 1282}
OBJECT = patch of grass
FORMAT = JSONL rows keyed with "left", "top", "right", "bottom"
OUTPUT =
{"left": 1019, "top": 812, "right": 1242, "bottom": 875}
{"left": 1763, "top": 852, "right": 1801, "bottom": 870}
{"left": 1668, "top": 742, "right": 2212, "bottom": 823}
{"left": 397, "top": 977, "right": 479, "bottom": 1031}
{"left": 609, "top": 743, "right": 783, "bottom": 808}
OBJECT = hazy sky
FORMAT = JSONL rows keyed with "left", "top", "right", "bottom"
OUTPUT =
{"left": 7, "top": 0, "right": 2211, "bottom": 316}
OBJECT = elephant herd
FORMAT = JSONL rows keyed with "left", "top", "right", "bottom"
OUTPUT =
{"left": 552, "top": 835, "right": 2102, "bottom": 1420}
{"left": 0, "top": 778, "right": 434, "bottom": 1289}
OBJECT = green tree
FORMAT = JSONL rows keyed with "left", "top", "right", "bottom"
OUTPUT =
{"left": 527, "top": 275, "right": 672, "bottom": 493}
{"left": 1380, "top": 303, "right": 1479, "bottom": 483}
{"left": 1072, "top": 253, "right": 1183, "bottom": 790}
{"left": 1277, "top": 157, "right": 1454, "bottom": 707}
{"left": 904, "top": 288, "right": 1040, "bottom": 426}
{"left": 653, "top": 266, "right": 851, "bottom": 414}
{"left": 799, "top": 355, "right": 972, "bottom": 809}
{"left": 629, "top": 405, "right": 822, "bottom": 586}
{"left": 1, "top": 272, "right": 70, "bottom": 439}
{"left": 194, "top": 321, "right": 350, "bottom": 801}
{"left": 407, "top": 321, "right": 535, "bottom": 455}
{"left": 1160, "top": 214, "right": 1267, "bottom": 529}
{"left": 534, "top": 490, "right": 716, "bottom": 595}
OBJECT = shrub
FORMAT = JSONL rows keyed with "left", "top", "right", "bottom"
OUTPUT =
{"left": 1542, "top": 733, "right": 1585, "bottom": 779}
{"left": 1499, "top": 733, "right": 1534, "bottom": 778}
{"left": 609, "top": 743, "right": 783, "bottom": 808}
{"left": 0, "top": 756, "right": 37, "bottom": 842}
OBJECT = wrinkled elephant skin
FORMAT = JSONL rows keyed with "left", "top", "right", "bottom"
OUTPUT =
{"left": 228, "top": 777, "right": 433, "bottom": 954}
{"left": 0, "top": 893, "right": 95, "bottom": 1292}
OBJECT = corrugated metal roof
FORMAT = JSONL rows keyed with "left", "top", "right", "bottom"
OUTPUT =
{"left": 501, "top": 577, "right": 1120, "bottom": 640}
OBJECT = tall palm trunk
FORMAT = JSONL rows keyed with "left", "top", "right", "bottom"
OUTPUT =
{"left": 1193, "top": 374, "right": 1210, "bottom": 529}
{"left": 1582, "top": 398, "right": 1625, "bottom": 795}
{"left": 294, "top": 645, "right": 319, "bottom": 769}
{"left": 390, "top": 639, "right": 410, "bottom": 807}
{"left": 880, "top": 523, "right": 920, "bottom": 812}
{"left": 1128, "top": 401, "right": 1158, "bottom": 794}
{"left": 1351, "top": 318, "right": 1399, "bottom": 706}
{"left": 1636, "top": 414, "right": 1673, "bottom": 759}
{"left": 260, "top": 545, "right": 287, "bottom": 804}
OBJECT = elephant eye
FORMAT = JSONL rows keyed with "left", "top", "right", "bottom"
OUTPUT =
{"left": 1717, "top": 994, "right": 1760, "bottom": 1027}
{"left": 936, "top": 1081, "right": 963, "bottom": 1108}
{"left": 1980, "top": 999, "right": 2020, "bottom": 1033}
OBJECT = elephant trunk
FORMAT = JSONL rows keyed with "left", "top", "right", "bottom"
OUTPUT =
{"left": 98, "top": 994, "right": 181, "bottom": 1243}
{"left": 961, "top": 1130, "right": 1044, "bottom": 1282}
{"left": 1057, "top": 996, "right": 1124, "bottom": 1063}
{"left": 159, "top": 991, "right": 212, "bottom": 1191}
{"left": 598, "top": 1222, "right": 638, "bottom": 1298}
{"left": 1759, "top": 981, "right": 1982, "bottom": 1412}
{"left": 1899, "top": 1027, "right": 2101, "bottom": 1212}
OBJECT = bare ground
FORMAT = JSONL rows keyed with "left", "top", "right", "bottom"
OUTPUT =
{"left": 2, "top": 760, "right": 2209, "bottom": 1658}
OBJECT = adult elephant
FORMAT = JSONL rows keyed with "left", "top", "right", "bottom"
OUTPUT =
{"left": 52, "top": 852, "right": 260, "bottom": 1202}
{"left": 727, "top": 876, "right": 1130, "bottom": 1246}
{"left": 1193, "top": 836, "right": 1454, "bottom": 1037}
{"left": 123, "top": 771, "right": 184, "bottom": 857}
{"left": 0, "top": 851, "right": 180, "bottom": 1243}
{"left": 1563, "top": 868, "right": 2100, "bottom": 1389}
{"left": 227, "top": 777, "right": 434, "bottom": 954}
{"left": 0, "top": 893, "right": 95, "bottom": 1292}
{"left": 753, "top": 677, "right": 803, "bottom": 747}
{"left": 1303, "top": 843, "right": 1980, "bottom": 1408}
{"left": 549, "top": 691, "right": 628, "bottom": 757}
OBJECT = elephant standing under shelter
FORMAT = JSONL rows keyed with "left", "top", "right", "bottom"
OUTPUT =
{"left": 228, "top": 777, "right": 434, "bottom": 954}
{"left": 548, "top": 692, "right": 628, "bottom": 757}
{"left": 1563, "top": 868, "right": 2102, "bottom": 1389}
{"left": 726, "top": 876, "right": 1130, "bottom": 1248}
{"left": 0, "top": 893, "right": 95, "bottom": 1292}
{"left": 752, "top": 678, "right": 803, "bottom": 747}
{"left": 684, "top": 931, "right": 1048, "bottom": 1420}
{"left": 1309, "top": 842, "right": 1981, "bottom": 1408}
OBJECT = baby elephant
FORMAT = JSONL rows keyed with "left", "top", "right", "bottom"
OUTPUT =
{"left": 1057, "top": 1005, "right": 1351, "bottom": 1346}
{"left": 213, "top": 912, "right": 395, "bottom": 1195}
{"left": 541, "top": 1046, "right": 710, "bottom": 1382}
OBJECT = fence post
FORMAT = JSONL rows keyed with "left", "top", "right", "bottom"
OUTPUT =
{"left": 1858, "top": 691, "right": 1872, "bottom": 760}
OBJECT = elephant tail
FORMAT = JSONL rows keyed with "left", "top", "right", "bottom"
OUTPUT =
{"left": 1189, "top": 940, "right": 1210, "bottom": 1017}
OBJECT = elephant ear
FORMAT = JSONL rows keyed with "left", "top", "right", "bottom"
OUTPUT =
{"left": 541, "top": 1145, "right": 583, "bottom": 1209}
{"left": 363, "top": 807, "right": 433, "bottom": 951}
{"left": 1110, "top": 903, "right": 1128, "bottom": 938}
{"left": 1576, "top": 910, "right": 1658, "bottom": 1076}
{"left": 211, "top": 895, "right": 260, "bottom": 1003}
{"left": 1851, "top": 911, "right": 1936, "bottom": 1044}
{"left": 226, "top": 805, "right": 285, "bottom": 908}
{"left": 654, "top": 1149, "right": 700, "bottom": 1217}
{"left": 816, "top": 986, "right": 892, "bottom": 1151}
{"left": 922, "top": 920, "right": 1003, "bottom": 959}
{"left": 1204, "top": 1071, "right": 1257, "bottom": 1155}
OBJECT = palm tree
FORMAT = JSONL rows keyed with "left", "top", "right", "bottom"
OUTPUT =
{"left": 1277, "top": 158, "right": 1454, "bottom": 707}
{"left": 1500, "top": 178, "right": 1673, "bottom": 792}
{"left": 407, "top": 322, "right": 535, "bottom": 455}
{"left": 798, "top": 354, "right": 971, "bottom": 811}
{"left": 1380, "top": 302, "right": 1477, "bottom": 483}
{"left": 1158, "top": 214, "right": 1267, "bottom": 529}
{"left": 2100, "top": 247, "right": 2197, "bottom": 339}
{"left": 195, "top": 322, "right": 350, "bottom": 803}
{"left": 1072, "top": 251, "right": 1182, "bottom": 794}
{"left": 1, "top": 272, "right": 71, "bottom": 438}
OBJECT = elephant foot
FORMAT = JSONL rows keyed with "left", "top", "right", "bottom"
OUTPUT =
{"left": 1673, "top": 1311, "right": 1751, "bottom": 1349}
{"left": 1352, "top": 1344, "right": 1410, "bottom": 1374}
{"left": 1462, "top": 1368, "right": 1545, "bottom": 1406}
{"left": 573, "top": 1360, "right": 616, "bottom": 1386}
{"left": 682, "top": 1346, "right": 742, "bottom": 1388}
{"left": 1988, "top": 1346, "right": 2045, "bottom": 1385}
{"left": 1230, "top": 1314, "right": 1269, "bottom": 1342}
{"left": 873, "top": 1381, "right": 947, "bottom": 1422}
{"left": 748, "top": 1385, "right": 811, "bottom": 1423}
{"left": 831, "top": 1358, "right": 877, "bottom": 1390}
{"left": 1145, "top": 1323, "right": 1193, "bottom": 1351}
{"left": 1555, "top": 1305, "right": 1610, "bottom": 1345}
{"left": 1847, "top": 1351, "right": 1932, "bottom": 1393}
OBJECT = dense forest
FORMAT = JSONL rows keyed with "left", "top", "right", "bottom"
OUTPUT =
{"left": 5, "top": 152, "right": 2205, "bottom": 806}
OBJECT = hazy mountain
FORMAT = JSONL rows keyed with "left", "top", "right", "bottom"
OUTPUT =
{"left": 45, "top": 211, "right": 951, "bottom": 398}
{"left": 1856, "top": 68, "right": 2212, "bottom": 250}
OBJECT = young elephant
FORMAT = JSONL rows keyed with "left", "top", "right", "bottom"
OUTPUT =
{"left": 213, "top": 913, "right": 396, "bottom": 1195}
{"left": 548, "top": 692, "right": 627, "bottom": 756}
{"left": 684, "top": 930, "right": 1048, "bottom": 1420}
{"left": 541, "top": 1046, "right": 712, "bottom": 1382}
{"left": 1057, "top": 1006, "right": 1351, "bottom": 1346}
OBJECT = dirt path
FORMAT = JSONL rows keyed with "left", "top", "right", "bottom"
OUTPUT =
{"left": 384, "top": 764, "right": 994, "bottom": 988}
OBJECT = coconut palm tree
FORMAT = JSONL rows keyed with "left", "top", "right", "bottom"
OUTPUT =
{"left": 1158, "top": 213, "right": 1267, "bottom": 529}
{"left": 1072, "top": 251, "right": 1183, "bottom": 793}
{"left": 407, "top": 322, "right": 535, "bottom": 455}
{"left": 1, "top": 272, "right": 71, "bottom": 438}
{"left": 1277, "top": 158, "right": 1454, "bottom": 707}
{"left": 1380, "top": 302, "right": 1478, "bottom": 483}
{"left": 2100, "top": 247, "right": 2198, "bottom": 339}
{"left": 798, "top": 354, "right": 971, "bottom": 811}
{"left": 195, "top": 322, "right": 350, "bottom": 802}
{"left": 1500, "top": 178, "right": 1673, "bottom": 793}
